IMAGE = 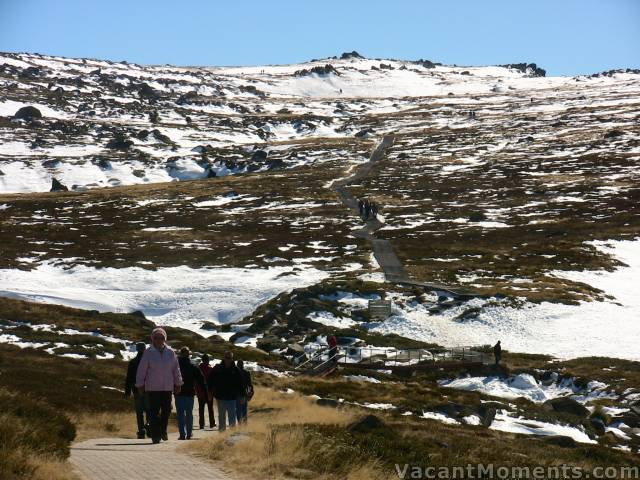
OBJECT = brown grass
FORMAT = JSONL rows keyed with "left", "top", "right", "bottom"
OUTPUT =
{"left": 190, "top": 388, "right": 387, "bottom": 479}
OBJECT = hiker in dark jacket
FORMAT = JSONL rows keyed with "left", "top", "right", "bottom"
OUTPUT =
{"left": 196, "top": 354, "right": 216, "bottom": 429}
{"left": 370, "top": 202, "right": 379, "bottom": 219}
{"left": 327, "top": 334, "right": 338, "bottom": 363}
{"left": 357, "top": 199, "right": 364, "bottom": 217}
{"left": 235, "top": 360, "right": 254, "bottom": 424}
{"left": 493, "top": 341, "right": 502, "bottom": 366}
{"left": 124, "top": 342, "right": 149, "bottom": 439}
{"left": 207, "top": 351, "right": 244, "bottom": 431}
{"left": 175, "top": 347, "right": 206, "bottom": 440}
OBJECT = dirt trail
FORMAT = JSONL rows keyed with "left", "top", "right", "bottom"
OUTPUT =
{"left": 70, "top": 406, "right": 233, "bottom": 480}
{"left": 331, "top": 135, "right": 470, "bottom": 296}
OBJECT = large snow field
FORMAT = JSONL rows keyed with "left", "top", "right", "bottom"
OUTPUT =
{"left": 0, "top": 262, "right": 328, "bottom": 335}
{"left": 369, "top": 239, "right": 640, "bottom": 361}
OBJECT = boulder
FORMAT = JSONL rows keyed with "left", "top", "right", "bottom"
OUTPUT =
{"left": 340, "top": 51, "right": 364, "bottom": 60}
{"left": 286, "top": 343, "right": 305, "bottom": 356}
{"left": 542, "top": 397, "right": 589, "bottom": 418}
{"left": 468, "top": 211, "right": 487, "bottom": 222}
{"left": 13, "top": 106, "right": 42, "bottom": 121}
{"left": 151, "top": 129, "right": 172, "bottom": 144}
{"left": 541, "top": 435, "right": 577, "bottom": 448}
{"left": 256, "top": 335, "right": 285, "bottom": 352}
{"left": 50, "top": 178, "right": 68, "bottom": 192}
{"left": 267, "top": 158, "right": 285, "bottom": 170}
{"left": 129, "top": 310, "right": 147, "bottom": 319}
{"left": 94, "top": 157, "right": 112, "bottom": 170}
{"left": 31, "top": 137, "right": 46, "bottom": 149}
{"left": 589, "top": 417, "right": 606, "bottom": 436}
{"left": 42, "top": 159, "right": 61, "bottom": 168}
{"left": 251, "top": 150, "right": 268, "bottom": 162}
{"left": 294, "top": 64, "right": 339, "bottom": 77}
{"left": 613, "top": 414, "right": 640, "bottom": 428}
{"left": 316, "top": 398, "right": 341, "bottom": 409}
{"left": 604, "top": 129, "right": 624, "bottom": 139}
{"left": 355, "top": 128, "right": 373, "bottom": 138}
{"left": 106, "top": 132, "right": 134, "bottom": 150}
{"left": 19, "top": 66, "right": 40, "bottom": 79}
{"left": 348, "top": 415, "right": 385, "bottom": 433}
{"left": 137, "top": 83, "right": 160, "bottom": 101}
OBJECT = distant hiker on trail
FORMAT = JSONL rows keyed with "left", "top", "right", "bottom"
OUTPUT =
{"left": 124, "top": 341, "right": 149, "bottom": 439}
{"left": 327, "top": 334, "right": 338, "bottom": 363}
{"left": 135, "top": 327, "right": 183, "bottom": 444}
{"left": 196, "top": 354, "right": 216, "bottom": 430}
{"left": 493, "top": 340, "right": 502, "bottom": 366}
{"left": 358, "top": 198, "right": 364, "bottom": 217}
{"left": 175, "top": 347, "right": 206, "bottom": 440}
{"left": 364, "top": 199, "right": 371, "bottom": 220}
{"left": 236, "top": 360, "right": 254, "bottom": 424}
{"left": 208, "top": 350, "right": 244, "bottom": 431}
{"left": 370, "top": 202, "right": 379, "bottom": 219}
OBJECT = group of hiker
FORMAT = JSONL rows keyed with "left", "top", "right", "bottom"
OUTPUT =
{"left": 357, "top": 198, "right": 379, "bottom": 220}
{"left": 124, "top": 327, "right": 253, "bottom": 443}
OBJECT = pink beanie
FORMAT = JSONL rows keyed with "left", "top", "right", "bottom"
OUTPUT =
{"left": 151, "top": 327, "right": 167, "bottom": 340}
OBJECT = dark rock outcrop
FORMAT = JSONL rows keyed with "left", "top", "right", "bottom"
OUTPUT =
{"left": 542, "top": 397, "right": 589, "bottom": 418}
{"left": 500, "top": 63, "right": 546, "bottom": 77}
{"left": 42, "top": 159, "right": 61, "bottom": 168}
{"left": 340, "top": 51, "right": 364, "bottom": 60}
{"left": 13, "top": 106, "right": 42, "bottom": 121}
{"left": 468, "top": 212, "right": 487, "bottom": 222}
{"left": 604, "top": 129, "right": 624, "bottom": 139}
{"left": 106, "top": 131, "right": 134, "bottom": 150}
{"left": 50, "top": 178, "right": 68, "bottom": 192}
{"left": 251, "top": 150, "right": 268, "bottom": 162}
{"left": 348, "top": 415, "right": 385, "bottom": 433}
{"left": 294, "top": 64, "right": 339, "bottom": 77}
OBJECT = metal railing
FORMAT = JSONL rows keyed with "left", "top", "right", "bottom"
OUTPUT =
{"left": 295, "top": 345, "right": 490, "bottom": 372}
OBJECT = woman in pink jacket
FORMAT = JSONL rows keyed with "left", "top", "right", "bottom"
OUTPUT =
{"left": 135, "top": 327, "right": 183, "bottom": 444}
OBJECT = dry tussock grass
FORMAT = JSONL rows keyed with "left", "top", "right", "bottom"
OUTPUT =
{"left": 72, "top": 411, "right": 138, "bottom": 441}
{"left": 191, "top": 388, "right": 387, "bottom": 479}
{"left": 28, "top": 456, "right": 81, "bottom": 480}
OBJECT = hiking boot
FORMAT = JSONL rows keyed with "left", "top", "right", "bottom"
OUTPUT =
{"left": 210, "top": 423, "right": 216, "bottom": 428}
{"left": 137, "top": 432, "right": 146, "bottom": 439}
{"left": 152, "top": 437, "right": 161, "bottom": 444}
{"left": 178, "top": 435, "right": 186, "bottom": 440}
{"left": 161, "top": 432, "right": 168, "bottom": 441}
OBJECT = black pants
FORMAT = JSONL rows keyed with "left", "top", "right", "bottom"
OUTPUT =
{"left": 146, "top": 391, "right": 172, "bottom": 440}
{"left": 133, "top": 392, "right": 148, "bottom": 436}
{"left": 198, "top": 396, "right": 215, "bottom": 428}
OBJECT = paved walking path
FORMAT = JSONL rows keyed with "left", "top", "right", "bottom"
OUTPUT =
{"left": 331, "top": 135, "right": 471, "bottom": 297}
{"left": 70, "top": 406, "right": 234, "bottom": 480}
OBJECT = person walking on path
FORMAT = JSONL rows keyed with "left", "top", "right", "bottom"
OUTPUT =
{"left": 124, "top": 341, "right": 149, "bottom": 439}
{"left": 327, "top": 334, "right": 338, "bottom": 363}
{"left": 357, "top": 198, "right": 364, "bottom": 218}
{"left": 235, "top": 360, "right": 254, "bottom": 424}
{"left": 208, "top": 351, "right": 244, "bottom": 432}
{"left": 196, "top": 354, "right": 216, "bottom": 430}
{"left": 493, "top": 340, "right": 502, "bottom": 366}
{"left": 135, "top": 327, "right": 183, "bottom": 444}
{"left": 175, "top": 347, "right": 206, "bottom": 440}
{"left": 370, "top": 202, "right": 379, "bottom": 219}
{"left": 364, "top": 199, "right": 371, "bottom": 220}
